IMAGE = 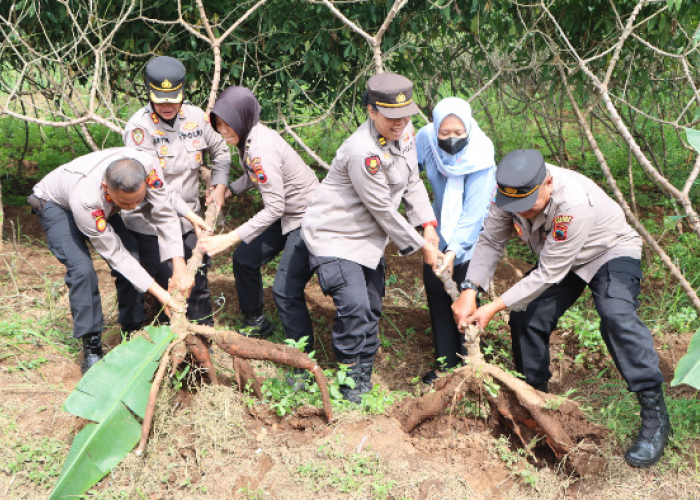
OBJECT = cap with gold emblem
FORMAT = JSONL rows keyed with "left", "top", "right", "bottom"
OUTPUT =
{"left": 145, "top": 56, "right": 186, "bottom": 104}
{"left": 495, "top": 149, "right": 547, "bottom": 213}
{"left": 366, "top": 73, "right": 420, "bottom": 119}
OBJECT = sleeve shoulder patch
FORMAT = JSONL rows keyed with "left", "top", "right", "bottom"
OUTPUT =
{"left": 146, "top": 169, "right": 164, "bottom": 189}
{"left": 365, "top": 155, "right": 381, "bottom": 175}
{"left": 552, "top": 215, "right": 574, "bottom": 241}
{"left": 92, "top": 209, "right": 107, "bottom": 232}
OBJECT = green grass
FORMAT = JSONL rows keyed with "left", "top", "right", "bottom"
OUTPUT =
{"left": 0, "top": 315, "right": 79, "bottom": 371}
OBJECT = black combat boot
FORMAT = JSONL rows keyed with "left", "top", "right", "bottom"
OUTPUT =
{"left": 625, "top": 385, "right": 673, "bottom": 468}
{"left": 339, "top": 362, "right": 373, "bottom": 403}
{"left": 240, "top": 307, "right": 274, "bottom": 339}
{"left": 81, "top": 333, "right": 103, "bottom": 375}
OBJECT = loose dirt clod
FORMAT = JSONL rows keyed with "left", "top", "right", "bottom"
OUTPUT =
{"left": 393, "top": 269, "right": 609, "bottom": 475}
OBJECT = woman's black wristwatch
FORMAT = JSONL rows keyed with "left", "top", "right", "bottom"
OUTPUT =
{"left": 459, "top": 279, "right": 479, "bottom": 293}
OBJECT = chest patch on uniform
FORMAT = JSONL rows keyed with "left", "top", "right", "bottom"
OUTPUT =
{"left": 514, "top": 222, "right": 523, "bottom": 237}
{"left": 195, "top": 152, "right": 202, "bottom": 164}
{"left": 159, "top": 145, "right": 169, "bottom": 156}
{"left": 146, "top": 169, "right": 163, "bottom": 189}
{"left": 183, "top": 121, "right": 198, "bottom": 131}
{"left": 150, "top": 113, "right": 159, "bottom": 124}
{"left": 92, "top": 209, "right": 107, "bottom": 232}
{"left": 131, "top": 128, "right": 145, "bottom": 146}
{"left": 553, "top": 215, "right": 573, "bottom": 242}
{"left": 192, "top": 139, "right": 201, "bottom": 149}
{"left": 159, "top": 158, "right": 166, "bottom": 168}
{"left": 365, "top": 156, "right": 381, "bottom": 175}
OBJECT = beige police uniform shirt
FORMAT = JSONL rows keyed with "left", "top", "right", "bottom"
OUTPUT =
{"left": 32, "top": 148, "right": 188, "bottom": 293}
{"left": 228, "top": 123, "right": 319, "bottom": 243}
{"left": 301, "top": 119, "right": 436, "bottom": 269}
{"left": 122, "top": 103, "right": 231, "bottom": 235}
{"left": 467, "top": 164, "right": 642, "bottom": 311}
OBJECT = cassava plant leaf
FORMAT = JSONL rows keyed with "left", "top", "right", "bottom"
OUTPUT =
{"left": 49, "top": 325, "right": 176, "bottom": 500}
{"left": 671, "top": 326, "right": 700, "bottom": 390}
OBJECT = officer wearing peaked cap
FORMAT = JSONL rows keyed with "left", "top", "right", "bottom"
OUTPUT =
{"left": 301, "top": 73, "right": 439, "bottom": 403}
{"left": 119, "top": 56, "right": 231, "bottom": 334}
{"left": 452, "top": 149, "right": 671, "bottom": 468}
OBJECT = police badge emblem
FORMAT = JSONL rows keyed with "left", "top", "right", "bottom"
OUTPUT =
{"left": 365, "top": 156, "right": 381, "bottom": 175}
{"left": 131, "top": 128, "right": 145, "bottom": 146}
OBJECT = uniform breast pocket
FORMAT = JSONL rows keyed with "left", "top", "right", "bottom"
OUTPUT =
{"left": 383, "top": 162, "right": 405, "bottom": 188}
{"left": 185, "top": 138, "right": 208, "bottom": 169}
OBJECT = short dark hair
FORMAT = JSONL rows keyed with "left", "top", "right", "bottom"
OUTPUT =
{"left": 361, "top": 90, "right": 378, "bottom": 111}
{"left": 105, "top": 158, "right": 147, "bottom": 193}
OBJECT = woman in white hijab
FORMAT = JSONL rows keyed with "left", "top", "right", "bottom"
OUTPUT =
{"left": 415, "top": 97, "right": 496, "bottom": 384}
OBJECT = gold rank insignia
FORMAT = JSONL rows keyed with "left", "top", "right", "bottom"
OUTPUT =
{"left": 105, "top": 193, "right": 113, "bottom": 204}
{"left": 161, "top": 79, "right": 173, "bottom": 89}
{"left": 152, "top": 130, "right": 166, "bottom": 137}
{"left": 151, "top": 113, "right": 159, "bottom": 124}
{"left": 159, "top": 158, "right": 166, "bottom": 168}
{"left": 204, "top": 113, "right": 210, "bottom": 123}
{"left": 396, "top": 93, "right": 406, "bottom": 103}
{"left": 378, "top": 136, "right": 386, "bottom": 146}
{"left": 179, "top": 108, "right": 185, "bottom": 117}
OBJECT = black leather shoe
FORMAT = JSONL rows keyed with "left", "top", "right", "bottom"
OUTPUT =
{"left": 120, "top": 323, "right": 142, "bottom": 342}
{"left": 240, "top": 308, "right": 274, "bottom": 339}
{"left": 81, "top": 333, "right": 103, "bottom": 375}
{"left": 625, "top": 385, "right": 673, "bottom": 468}
{"left": 422, "top": 370, "right": 439, "bottom": 385}
{"left": 286, "top": 368, "right": 311, "bottom": 392}
{"left": 339, "top": 363, "right": 373, "bottom": 403}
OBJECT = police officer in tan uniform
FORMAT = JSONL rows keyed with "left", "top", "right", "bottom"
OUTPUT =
{"left": 453, "top": 149, "right": 670, "bottom": 468}
{"left": 198, "top": 86, "right": 319, "bottom": 344}
{"left": 120, "top": 56, "right": 230, "bottom": 332}
{"left": 28, "top": 148, "right": 208, "bottom": 374}
{"left": 302, "top": 73, "right": 440, "bottom": 403}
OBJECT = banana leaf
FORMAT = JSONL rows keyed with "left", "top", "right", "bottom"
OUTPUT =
{"left": 672, "top": 326, "right": 700, "bottom": 390}
{"left": 49, "top": 325, "right": 176, "bottom": 499}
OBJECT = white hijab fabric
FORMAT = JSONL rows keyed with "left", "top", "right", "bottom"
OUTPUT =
{"left": 425, "top": 98, "right": 495, "bottom": 244}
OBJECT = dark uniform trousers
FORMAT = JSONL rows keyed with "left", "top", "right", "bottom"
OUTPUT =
{"left": 232, "top": 220, "right": 314, "bottom": 350}
{"left": 310, "top": 255, "right": 386, "bottom": 364}
{"left": 509, "top": 257, "right": 664, "bottom": 392}
{"left": 423, "top": 261, "right": 476, "bottom": 369}
{"left": 35, "top": 201, "right": 138, "bottom": 339}
{"left": 114, "top": 230, "right": 214, "bottom": 327}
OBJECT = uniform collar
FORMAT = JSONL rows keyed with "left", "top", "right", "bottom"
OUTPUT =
{"left": 146, "top": 103, "right": 186, "bottom": 130}
{"left": 369, "top": 119, "right": 390, "bottom": 151}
